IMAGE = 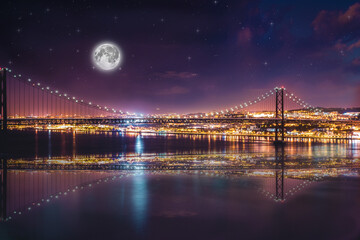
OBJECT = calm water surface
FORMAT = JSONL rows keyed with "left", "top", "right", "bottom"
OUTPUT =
{"left": 0, "top": 130, "right": 359, "bottom": 239}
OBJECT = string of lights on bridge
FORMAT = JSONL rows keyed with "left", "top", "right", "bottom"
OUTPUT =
{"left": 3, "top": 67, "right": 142, "bottom": 117}
{"left": 200, "top": 87, "right": 322, "bottom": 118}
{"left": 283, "top": 89, "right": 322, "bottom": 113}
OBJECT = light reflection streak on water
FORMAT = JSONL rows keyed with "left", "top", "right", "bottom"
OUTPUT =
{"left": 135, "top": 135, "right": 144, "bottom": 155}
{"left": 131, "top": 171, "right": 148, "bottom": 233}
{"left": 72, "top": 131, "right": 76, "bottom": 158}
{"left": 48, "top": 130, "right": 52, "bottom": 159}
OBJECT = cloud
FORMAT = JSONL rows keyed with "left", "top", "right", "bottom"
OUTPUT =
{"left": 352, "top": 57, "right": 360, "bottom": 66}
{"left": 312, "top": 3, "right": 360, "bottom": 41}
{"left": 155, "top": 86, "right": 189, "bottom": 95}
{"left": 348, "top": 39, "right": 360, "bottom": 51}
{"left": 237, "top": 27, "right": 252, "bottom": 45}
{"left": 333, "top": 38, "right": 360, "bottom": 53}
{"left": 155, "top": 71, "right": 198, "bottom": 79}
{"left": 344, "top": 57, "right": 360, "bottom": 73}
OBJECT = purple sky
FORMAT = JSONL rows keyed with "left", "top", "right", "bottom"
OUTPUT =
{"left": 1, "top": 0, "right": 360, "bottom": 114}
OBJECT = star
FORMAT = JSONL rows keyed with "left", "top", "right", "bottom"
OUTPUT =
{"left": 196, "top": 28, "right": 200, "bottom": 33}
{"left": 264, "top": 61, "right": 268, "bottom": 66}
{"left": 187, "top": 56, "right": 192, "bottom": 61}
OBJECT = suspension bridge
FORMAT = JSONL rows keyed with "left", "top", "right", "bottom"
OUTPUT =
{"left": 1, "top": 68, "right": 358, "bottom": 223}
{"left": 0, "top": 67, "right": 357, "bottom": 143}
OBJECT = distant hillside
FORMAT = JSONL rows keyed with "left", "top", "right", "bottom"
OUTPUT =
{"left": 317, "top": 107, "right": 360, "bottom": 113}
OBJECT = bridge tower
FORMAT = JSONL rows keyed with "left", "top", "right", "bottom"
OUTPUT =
{"left": 274, "top": 87, "right": 284, "bottom": 144}
{"left": 0, "top": 68, "right": 7, "bottom": 133}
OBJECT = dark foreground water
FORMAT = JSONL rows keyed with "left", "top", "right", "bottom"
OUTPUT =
{"left": 0, "top": 130, "right": 359, "bottom": 239}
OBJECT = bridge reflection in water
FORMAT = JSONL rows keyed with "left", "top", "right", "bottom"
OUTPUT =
{"left": 0, "top": 159, "right": 125, "bottom": 222}
{"left": 1, "top": 144, "right": 354, "bottom": 222}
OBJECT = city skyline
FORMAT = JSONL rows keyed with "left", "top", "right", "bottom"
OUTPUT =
{"left": 1, "top": 0, "right": 360, "bottom": 114}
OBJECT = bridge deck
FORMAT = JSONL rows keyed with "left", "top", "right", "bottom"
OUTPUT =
{"left": 1, "top": 117, "right": 356, "bottom": 125}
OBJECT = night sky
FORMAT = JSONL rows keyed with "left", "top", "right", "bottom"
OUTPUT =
{"left": 1, "top": 0, "right": 360, "bottom": 114}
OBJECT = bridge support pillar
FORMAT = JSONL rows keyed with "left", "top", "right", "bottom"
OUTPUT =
{"left": 274, "top": 87, "right": 284, "bottom": 144}
{"left": 0, "top": 68, "right": 7, "bottom": 133}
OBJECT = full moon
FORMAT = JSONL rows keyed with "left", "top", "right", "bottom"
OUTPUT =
{"left": 92, "top": 42, "right": 122, "bottom": 71}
